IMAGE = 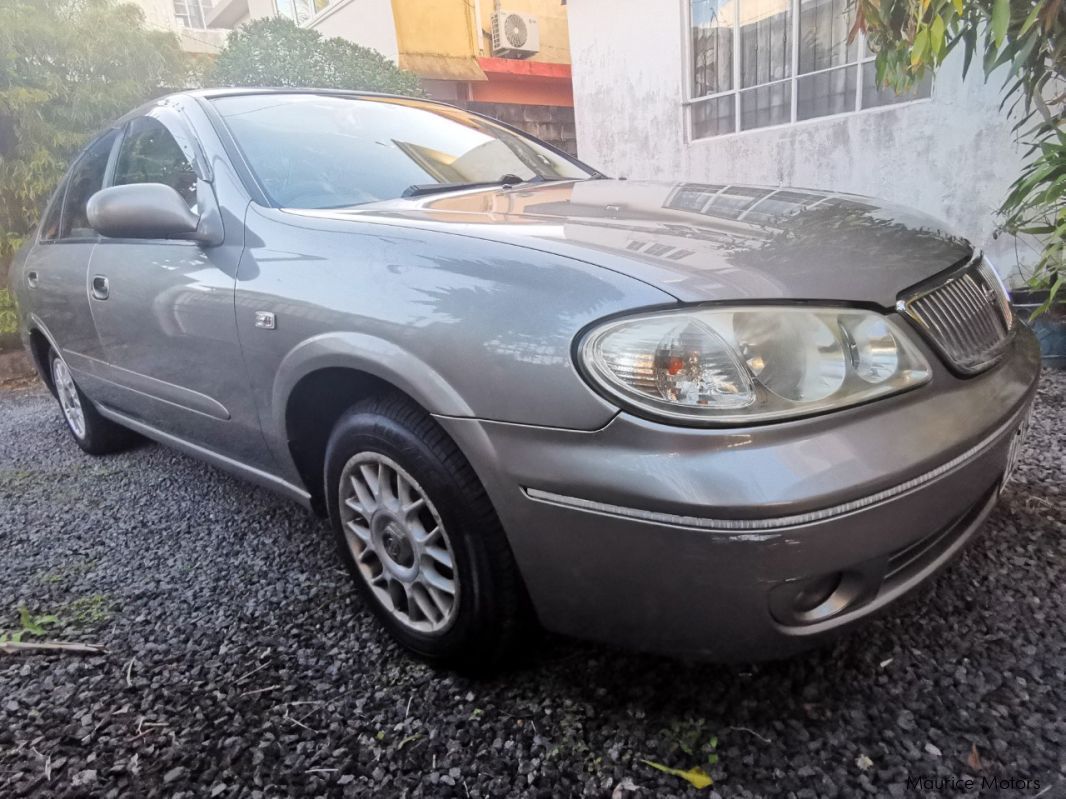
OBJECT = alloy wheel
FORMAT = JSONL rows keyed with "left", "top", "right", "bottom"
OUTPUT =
{"left": 52, "top": 356, "right": 86, "bottom": 439}
{"left": 338, "top": 452, "right": 459, "bottom": 633}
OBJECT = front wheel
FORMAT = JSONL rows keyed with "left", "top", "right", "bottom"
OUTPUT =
{"left": 324, "top": 394, "right": 530, "bottom": 670}
{"left": 49, "top": 349, "right": 136, "bottom": 455}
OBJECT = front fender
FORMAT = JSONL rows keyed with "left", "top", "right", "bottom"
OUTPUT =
{"left": 269, "top": 330, "right": 475, "bottom": 444}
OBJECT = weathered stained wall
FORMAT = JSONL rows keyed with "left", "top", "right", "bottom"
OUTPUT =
{"left": 568, "top": 0, "right": 1035, "bottom": 281}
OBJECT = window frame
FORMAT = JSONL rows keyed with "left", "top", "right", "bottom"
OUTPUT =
{"left": 681, "top": 0, "right": 933, "bottom": 141}
{"left": 274, "top": 0, "right": 337, "bottom": 26}
{"left": 172, "top": 0, "right": 214, "bottom": 29}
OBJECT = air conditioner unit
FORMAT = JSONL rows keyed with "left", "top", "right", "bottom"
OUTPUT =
{"left": 490, "top": 11, "right": 540, "bottom": 59}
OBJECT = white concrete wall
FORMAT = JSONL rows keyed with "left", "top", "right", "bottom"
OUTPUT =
{"left": 568, "top": 0, "right": 1036, "bottom": 281}
{"left": 307, "top": 0, "right": 399, "bottom": 62}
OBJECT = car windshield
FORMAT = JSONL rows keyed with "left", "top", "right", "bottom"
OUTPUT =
{"left": 210, "top": 93, "right": 595, "bottom": 209}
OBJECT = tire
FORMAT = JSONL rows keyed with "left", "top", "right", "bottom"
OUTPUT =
{"left": 324, "top": 393, "right": 530, "bottom": 671}
{"left": 48, "top": 349, "right": 136, "bottom": 455}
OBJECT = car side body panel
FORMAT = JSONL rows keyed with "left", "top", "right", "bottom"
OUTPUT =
{"left": 234, "top": 204, "right": 676, "bottom": 473}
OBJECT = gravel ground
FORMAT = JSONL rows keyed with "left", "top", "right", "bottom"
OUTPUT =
{"left": 0, "top": 372, "right": 1063, "bottom": 799}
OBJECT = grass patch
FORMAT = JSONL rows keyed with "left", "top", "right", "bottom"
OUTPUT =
{"left": 0, "top": 605, "right": 60, "bottom": 644}
{"left": 0, "top": 592, "right": 113, "bottom": 643}
{"left": 37, "top": 558, "right": 97, "bottom": 585}
{"left": 66, "top": 594, "right": 112, "bottom": 625}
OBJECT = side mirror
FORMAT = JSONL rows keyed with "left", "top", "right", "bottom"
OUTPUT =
{"left": 87, "top": 183, "right": 206, "bottom": 241}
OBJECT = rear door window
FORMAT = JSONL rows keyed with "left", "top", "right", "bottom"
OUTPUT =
{"left": 59, "top": 131, "right": 119, "bottom": 240}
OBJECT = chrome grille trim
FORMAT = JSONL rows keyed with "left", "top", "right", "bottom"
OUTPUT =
{"left": 897, "top": 253, "right": 1014, "bottom": 375}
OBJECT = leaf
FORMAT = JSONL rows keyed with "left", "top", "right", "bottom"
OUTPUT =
{"left": 930, "top": 15, "right": 946, "bottom": 57}
{"left": 967, "top": 743, "right": 983, "bottom": 771}
{"left": 641, "top": 760, "right": 713, "bottom": 789}
{"left": 847, "top": 0, "right": 866, "bottom": 44}
{"left": 1043, "top": 0, "right": 1062, "bottom": 33}
{"left": 952, "top": 0, "right": 963, "bottom": 14}
{"left": 911, "top": 28, "right": 930, "bottom": 66}
{"left": 961, "top": 27, "right": 979, "bottom": 76}
{"left": 18, "top": 606, "right": 43, "bottom": 636}
{"left": 1019, "top": 2, "right": 1043, "bottom": 34}
{"left": 991, "top": 0, "right": 1010, "bottom": 48}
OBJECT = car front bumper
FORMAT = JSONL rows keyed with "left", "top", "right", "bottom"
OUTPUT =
{"left": 437, "top": 326, "right": 1042, "bottom": 660}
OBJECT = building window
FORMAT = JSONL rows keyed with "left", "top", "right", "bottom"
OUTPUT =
{"left": 687, "top": 0, "right": 931, "bottom": 139}
{"left": 275, "top": 0, "right": 333, "bottom": 24}
{"left": 173, "top": 0, "right": 214, "bottom": 28}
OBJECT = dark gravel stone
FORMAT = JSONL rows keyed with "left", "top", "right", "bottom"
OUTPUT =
{"left": 0, "top": 371, "right": 1063, "bottom": 797}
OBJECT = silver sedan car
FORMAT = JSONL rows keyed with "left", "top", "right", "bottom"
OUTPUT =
{"left": 10, "top": 89, "right": 1040, "bottom": 668}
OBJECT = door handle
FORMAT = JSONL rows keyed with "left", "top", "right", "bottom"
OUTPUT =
{"left": 91, "top": 275, "right": 109, "bottom": 301}
{"left": 26, "top": 270, "right": 39, "bottom": 288}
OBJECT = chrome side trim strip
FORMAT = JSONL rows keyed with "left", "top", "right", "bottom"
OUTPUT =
{"left": 525, "top": 405, "right": 1028, "bottom": 532}
{"left": 96, "top": 404, "right": 312, "bottom": 509}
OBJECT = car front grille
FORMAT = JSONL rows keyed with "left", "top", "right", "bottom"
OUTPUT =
{"left": 897, "top": 255, "right": 1014, "bottom": 375}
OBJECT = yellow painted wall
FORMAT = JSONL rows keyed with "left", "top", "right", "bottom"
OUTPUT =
{"left": 391, "top": 0, "right": 477, "bottom": 60}
{"left": 391, "top": 0, "right": 570, "bottom": 65}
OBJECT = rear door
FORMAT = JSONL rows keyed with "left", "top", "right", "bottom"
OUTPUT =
{"left": 20, "top": 131, "right": 118, "bottom": 381}
{"left": 86, "top": 110, "right": 270, "bottom": 469}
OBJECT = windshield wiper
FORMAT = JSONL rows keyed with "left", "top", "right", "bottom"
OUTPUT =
{"left": 401, "top": 174, "right": 560, "bottom": 199}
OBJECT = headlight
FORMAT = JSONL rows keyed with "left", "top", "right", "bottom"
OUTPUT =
{"left": 580, "top": 306, "right": 931, "bottom": 424}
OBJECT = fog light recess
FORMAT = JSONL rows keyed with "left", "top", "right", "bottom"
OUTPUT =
{"left": 770, "top": 571, "right": 866, "bottom": 626}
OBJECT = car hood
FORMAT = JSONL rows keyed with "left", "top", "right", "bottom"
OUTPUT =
{"left": 287, "top": 180, "right": 973, "bottom": 307}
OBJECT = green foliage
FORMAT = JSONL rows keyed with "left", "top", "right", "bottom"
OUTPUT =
{"left": 208, "top": 17, "right": 423, "bottom": 96}
{"left": 0, "top": 287, "right": 16, "bottom": 336}
{"left": 66, "top": 593, "right": 112, "bottom": 625}
{"left": 0, "top": 605, "right": 60, "bottom": 643}
{"left": 854, "top": 0, "right": 1065, "bottom": 311}
{"left": 662, "top": 718, "right": 720, "bottom": 765}
{"left": 0, "top": 0, "right": 189, "bottom": 257}
{"left": 19, "top": 605, "right": 60, "bottom": 636}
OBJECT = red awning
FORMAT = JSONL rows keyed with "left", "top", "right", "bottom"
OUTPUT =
{"left": 475, "top": 57, "right": 572, "bottom": 82}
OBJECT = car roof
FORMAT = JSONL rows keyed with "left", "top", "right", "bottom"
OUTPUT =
{"left": 111, "top": 87, "right": 438, "bottom": 128}
{"left": 183, "top": 87, "right": 428, "bottom": 104}
{"left": 186, "top": 87, "right": 420, "bottom": 100}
